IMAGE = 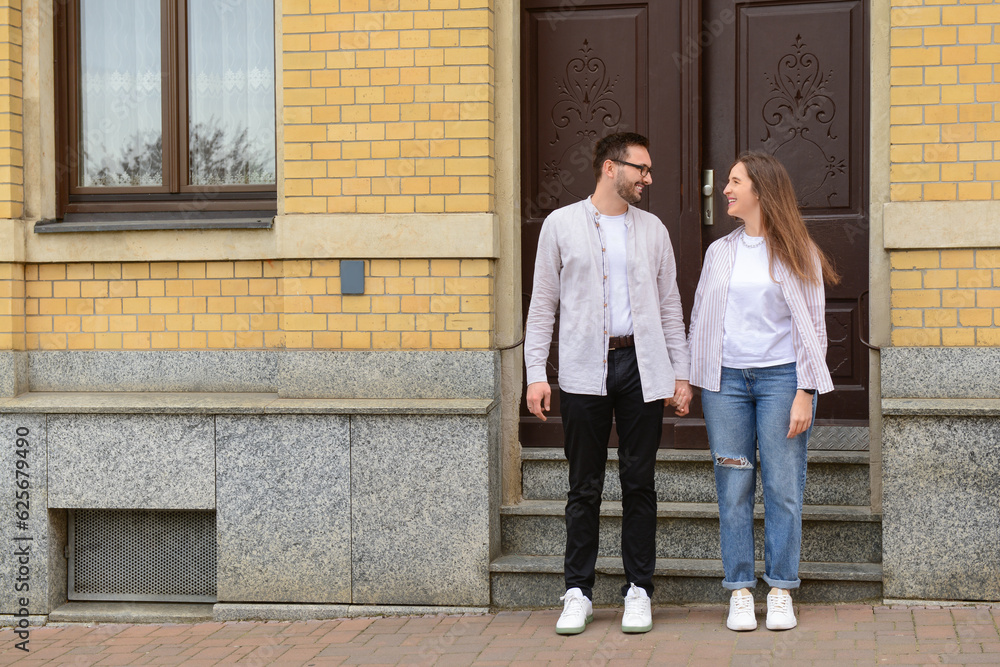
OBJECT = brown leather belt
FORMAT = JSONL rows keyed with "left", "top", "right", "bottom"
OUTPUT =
{"left": 608, "top": 334, "right": 635, "bottom": 350}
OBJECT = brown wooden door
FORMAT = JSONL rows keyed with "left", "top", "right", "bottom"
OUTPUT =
{"left": 519, "top": 0, "right": 701, "bottom": 448}
{"left": 701, "top": 0, "right": 870, "bottom": 424}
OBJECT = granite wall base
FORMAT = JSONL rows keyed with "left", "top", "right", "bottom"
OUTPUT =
{"left": 0, "top": 415, "right": 51, "bottom": 615}
{"left": 18, "top": 350, "right": 498, "bottom": 399}
{"left": 881, "top": 414, "right": 1000, "bottom": 601}
{"left": 279, "top": 350, "right": 499, "bottom": 399}
{"left": 0, "top": 349, "right": 501, "bottom": 617}
{"left": 351, "top": 411, "right": 497, "bottom": 606}
{"left": 882, "top": 347, "right": 1000, "bottom": 398}
{"left": 27, "top": 350, "right": 278, "bottom": 394}
{"left": 0, "top": 352, "right": 28, "bottom": 398}
{"left": 47, "top": 414, "right": 215, "bottom": 510}
{"left": 216, "top": 415, "right": 352, "bottom": 603}
{"left": 882, "top": 347, "right": 1000, "bottom": 602}
{"left": 0, "top": 407, "right": 498, "bottom": 617}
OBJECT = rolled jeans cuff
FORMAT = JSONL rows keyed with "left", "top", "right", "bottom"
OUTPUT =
{"left": 762, "top": 574, "right": 801, "bottom": 590}
{"left": 722, "top": 578, "right": 758, "bottom": 591}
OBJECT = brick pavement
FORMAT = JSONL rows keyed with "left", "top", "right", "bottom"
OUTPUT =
{"left": 1, "top": 604, "right": 998, "bottom": 666}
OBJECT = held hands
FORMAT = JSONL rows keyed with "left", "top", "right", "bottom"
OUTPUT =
{"left": 667, "top": 379, "right": 693, "bottom": 416}
{"left": 526, "top": 381, "right": 551, "bottom": 421}
{"left": 529, "top": 379, "right": 693, "bottom": 420}
{"left": 787, "top": 390, "right": 814, "bottom": 438}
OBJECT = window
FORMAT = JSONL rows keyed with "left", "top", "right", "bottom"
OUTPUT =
{"left": 54, "top": 0, "right": 276, "bottom": 221}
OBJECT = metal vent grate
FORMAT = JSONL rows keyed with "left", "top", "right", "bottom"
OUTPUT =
{"left": 69, "top": 509, "right": 217, "bottom": 602}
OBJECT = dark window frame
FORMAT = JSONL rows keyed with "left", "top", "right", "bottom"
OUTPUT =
{"left": 54, "top": 0, "right": 277, "bottom": 220}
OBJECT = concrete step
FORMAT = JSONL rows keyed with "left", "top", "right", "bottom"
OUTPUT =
{"left": 490, "top": 555, "right": 883, "bottom": 607}
{"left": 501, "top": 500, "right": 882, "bottom": 564}
{"left": 521, "top": 448, "right": 872, "bottom": 505}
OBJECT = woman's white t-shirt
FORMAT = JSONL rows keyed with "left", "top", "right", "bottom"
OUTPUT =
{"left": 721, "top": 235, "right": 796, "bottom": 368}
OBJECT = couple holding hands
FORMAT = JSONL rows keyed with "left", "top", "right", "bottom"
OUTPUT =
{"left": 524, "top": 132, "right": 838, "bottom": 635}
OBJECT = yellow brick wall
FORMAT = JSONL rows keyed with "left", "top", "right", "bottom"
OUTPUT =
{"left": 0, "top": 0, "right": 22, "bottom": 219}
{"left": 889, "top": 249, "right": 1000, "bottom": 345}
{"left": 888, "top": 1, "right": 1000, "bottom": 346}
{"left": 0, "top": 4, "right": 500, "bottom": 355}
{"left": 889, "top": 0, "right": 1000, "bottom": 201}
{"left": 282, "top": 0, "right": 495, "bottom": 214}
{"left": 18, "top": 259, "right": 492, "bottom": 351}
{"left": 0, "top": 262, "right": 24, "bottom": 350}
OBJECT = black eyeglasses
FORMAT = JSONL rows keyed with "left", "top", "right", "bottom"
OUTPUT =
{"left": 611, "top": 159, "right": 653, "bottom": 178}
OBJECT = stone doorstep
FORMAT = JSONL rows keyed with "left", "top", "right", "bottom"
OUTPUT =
{"left": 521, "top": 446, "right": 871, "bottom": 464}
{"left": 490, "top": 559, "right": 885, "bottom": 606}
{"left": 490, "top": 555, "right": 884, "bottom": 582}
{"left": 520, "top": 447, "right": 874, "bottom": 507}
{"left": 501, "top": 499, "right": 881, "bottom": 522}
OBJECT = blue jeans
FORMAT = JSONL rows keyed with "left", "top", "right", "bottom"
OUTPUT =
{"left": 700, "top": 363, "right": 815, "bottom": 591}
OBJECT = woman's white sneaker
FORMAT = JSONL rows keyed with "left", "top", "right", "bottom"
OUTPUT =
{"left": 766, "top": 590, "right": 797, "bottom": 630}
{"left": 726, "top": 590, "right": 757, "bottom": 631}
{"left": 556, "top": 588, "right": 593, "bottom": 635}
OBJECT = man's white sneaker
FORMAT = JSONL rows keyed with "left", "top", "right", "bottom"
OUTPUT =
{"left": 766, "top": 590, "right": 797, "bottom": 630}
{"left": 621, "top": 583, "right": 652, "bottom": 633}
{"left": 556, "top": 588, "right": 593, "bottom": 635}
{"left": 726, "top": 590, "right": 757, "bottom": 631}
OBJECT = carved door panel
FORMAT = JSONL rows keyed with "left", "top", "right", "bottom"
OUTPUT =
{"left": 519, "top": 0, "right": 701, "bottom": 448}
{"left": 702, "top": 0, "right": 870, "bottom": 423}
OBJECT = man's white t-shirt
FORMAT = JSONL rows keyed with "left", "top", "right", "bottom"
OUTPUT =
{"left": 602, "top": 212, "right": 633, "bottom": 337}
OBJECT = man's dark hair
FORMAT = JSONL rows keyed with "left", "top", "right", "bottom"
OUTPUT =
{"left": 592, "top": 132, "right": 649, "bottom": 182}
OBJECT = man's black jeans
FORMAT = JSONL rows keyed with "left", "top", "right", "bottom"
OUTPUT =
{"left": 560, "top": 345, "right": 663, "bottom": 600}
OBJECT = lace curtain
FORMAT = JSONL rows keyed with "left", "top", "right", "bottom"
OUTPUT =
{"left": 188, "top": 0, "right": 275, "bottom": 185}
{"left": 78, "top": 0, "right": 275, "bottom": 188}
{"left": 79, "top": 0, "right": 162, "bottom": 187}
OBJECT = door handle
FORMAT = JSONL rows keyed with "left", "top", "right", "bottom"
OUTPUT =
{"left": 858, "top": 289, "right": 880, "bottom": 351}
{"left": 702, "top": 169, "right": 714, "bottom": 226}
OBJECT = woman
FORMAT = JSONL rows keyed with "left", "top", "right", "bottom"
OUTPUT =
{"left": 688, "top": 151, "right": 839, "bottom": 632}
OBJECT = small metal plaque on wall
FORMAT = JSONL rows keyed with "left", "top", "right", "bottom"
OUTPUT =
{"left": 340, "top": 260, "right": 365, "bottom": 295}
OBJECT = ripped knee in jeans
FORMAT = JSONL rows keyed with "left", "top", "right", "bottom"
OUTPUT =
{"left": 715, "top": 454, "right": 753, "bottom": 469}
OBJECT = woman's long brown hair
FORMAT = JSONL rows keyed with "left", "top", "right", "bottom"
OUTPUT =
{"left": 732, "top": 151, "right": 840, "bottom": 286}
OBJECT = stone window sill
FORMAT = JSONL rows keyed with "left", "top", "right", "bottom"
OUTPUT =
{"left": 34, "top": 214, "right": 274, "bottom": 234}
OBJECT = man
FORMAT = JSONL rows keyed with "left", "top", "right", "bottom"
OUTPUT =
{"left": 524, "top": 132, "right": 692, "bottom": 635}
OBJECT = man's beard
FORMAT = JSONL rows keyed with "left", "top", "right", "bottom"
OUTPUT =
{"left": 615, "top": 173, "right": 642, "bottom": 204}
